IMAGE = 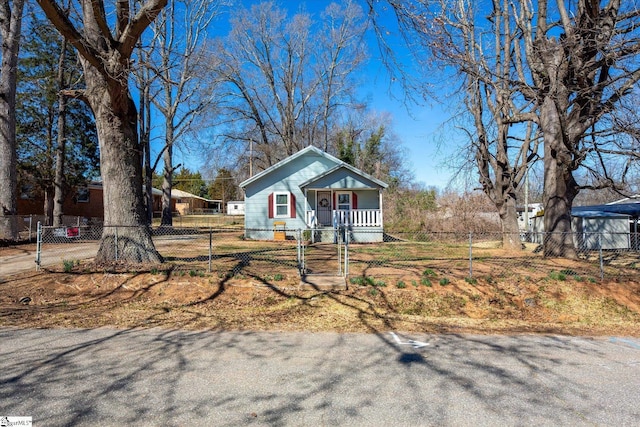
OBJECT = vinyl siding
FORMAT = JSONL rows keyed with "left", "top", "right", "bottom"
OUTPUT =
{"left": 244, "top": 152, "right": 336, "bottom": 234}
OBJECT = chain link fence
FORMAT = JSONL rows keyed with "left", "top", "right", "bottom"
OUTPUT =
{"left": 346, "top": 230, "right": 639, "bottom": 283}
{"left": 34, "top": 224, "right": 303, "bottom": 283}
{"left": 31, "top": 223, "right": 639, "bottom": 282}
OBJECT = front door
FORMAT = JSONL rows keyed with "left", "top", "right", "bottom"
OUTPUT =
{"left": 317, "top": 191, "right": 332, "bottom": 226}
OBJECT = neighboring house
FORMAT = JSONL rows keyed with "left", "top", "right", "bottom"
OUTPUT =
{"left": 227, "top": 201, "right": 245, "bottom": 216}
{"left": 17, "top": 181, "right": 176, "bottom": 220}
{"left": 517, "top": 203, "right": 543, "bottom": 231}
{"left": 171, "top": 189, "right": 221, "bottom": 215}
{"left": 530, "top": 196, "right": 640, "bottom": 250}
{"left": 240, "top": 146, "right": 388, "bottom": 242}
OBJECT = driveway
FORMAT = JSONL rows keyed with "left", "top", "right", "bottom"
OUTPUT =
{"left": 1, "top": 328, "right": 639, "bottom": 426}
{"left": 0, "top": 242, "right": 99, "bottom": 278}
{"left": 0, "top": 237, "right": 196, "bottom": 278}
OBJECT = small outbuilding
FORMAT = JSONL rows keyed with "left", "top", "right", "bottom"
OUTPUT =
{"left": 226, "top": 201, "right": 245, "bottom": 216}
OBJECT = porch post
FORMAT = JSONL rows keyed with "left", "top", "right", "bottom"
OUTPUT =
{"left": 304, "top": 188, "right": 308, "bottom": 227}
{"left": 379, "top": 190, "right": 384, "bottom": 227}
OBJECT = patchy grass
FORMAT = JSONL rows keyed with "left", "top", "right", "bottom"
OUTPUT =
{"left": 1, "top": 269, "right": 639, "bottom": 336}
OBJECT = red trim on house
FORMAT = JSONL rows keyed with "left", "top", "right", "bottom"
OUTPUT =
{"left": 290, "top": 193, "right": 296, "bottom": 218}
{"left": 268, "top": 193, "right": 274, "bottom": 218}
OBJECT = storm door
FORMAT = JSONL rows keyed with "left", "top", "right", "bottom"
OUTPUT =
{"left": 317, "top": 191, "right": 332, "bottom": 226}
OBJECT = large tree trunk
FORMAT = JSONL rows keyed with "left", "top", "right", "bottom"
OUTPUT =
{"left": 53, "top": 36, "right": 67, "bottom": 227}
{"left": 44, "top": 187, "right": 54, "bottom": 226}
{"left": 498, "top": 195, "right": 521, "bottom": 251}
{"left": 541, "top": 97, "right": 578, "bottom": 258}
{"left": 83, "top": 64, "right": 162, "bottom": 264}
{"left": 140, "top": 82, "right": 153, "bottom": 225}
{"left": 161, "top": 125, "right": 173, "bottom": 226}
{"left": 0, "top": 0, "right": 25, "bottom": 241}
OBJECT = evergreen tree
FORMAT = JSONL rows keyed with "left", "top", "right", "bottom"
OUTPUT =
{"left": 172, "top": 168, "right": 208, "bottom": 198}
{"left": 209, "top": 169, "right": 238, "bottom": 205}
{"left": 16, "top": 8, "right": 99, "bottom": 224}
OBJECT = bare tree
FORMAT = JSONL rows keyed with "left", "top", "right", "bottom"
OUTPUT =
{"left": 378, "top": 0, "right": 640, "bottom": 257}
{"left": 37, "top": 0, "right": 166, "bottom": 263}
{"left": 0, "top": 0, "right": 25, "bottom": 240}
{"left": 144, "top": 0, "right": 219, "bottom": 226}
{"left": 208, "top": 1, "right": 367, "bottom": 171}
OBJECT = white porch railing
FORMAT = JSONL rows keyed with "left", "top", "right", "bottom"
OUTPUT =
{"left": 305, "top": 209, "right": 382, "bottom": 228}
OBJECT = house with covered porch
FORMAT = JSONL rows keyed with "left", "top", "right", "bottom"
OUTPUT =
{"left": 239, "top": 146, "right": 388, "bottom": 242}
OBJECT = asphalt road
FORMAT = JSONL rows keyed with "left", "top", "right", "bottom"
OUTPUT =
{"left": 1, "top": 328, "right": 639, "bottom": 426}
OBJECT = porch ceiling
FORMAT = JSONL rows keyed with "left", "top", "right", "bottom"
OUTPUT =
{"left": 299, "top": 165, "right": 387, "bottom": 190}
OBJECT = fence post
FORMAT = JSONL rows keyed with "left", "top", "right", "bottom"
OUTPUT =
{"left": 296, "top": 229, "right": 301, "bottom": 274}
{"left": 28, "top": 215, "right": 33, "bottom": 242}
{"left": 35, "top": 221, "right": 42, "bottom": 271}
{"left": 599, "top": 233, "right": 604, "bottom": 280}
{"left": 208, "top": 227, "right": 212, "bottom": 273}
{"left": 344, "top": 228, "right": 349, "bottom": 277}
{"left": 114, "top": 226, "right": 119, "bottom": 262}
{"left": 338, "top": 227, "right": 342, "bottom": 276}
{"left": 469, "top": 232, "right": 473, "bottom": 279}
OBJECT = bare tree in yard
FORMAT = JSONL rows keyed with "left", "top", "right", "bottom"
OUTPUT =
{"left": 37, "top": 0, "right": 167, "bottom": 263}
{"left": 378, "top": 0, "right": 640, "bottom": 257}
{"left": 134, "top": 41, "right": 154, "bottom": 224}
{"left": 208, "top": 1, "right": 367, "bottom": 171}
{"left": 0, "top": 0, "right": 25, "bottom": 240}
{"left": 142, "top": 0, "right": 219, "bottom": 226}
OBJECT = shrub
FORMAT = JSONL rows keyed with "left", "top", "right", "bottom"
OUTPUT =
{"left": 422, "top": 268, "right": 437, "bottom": 277}
{"left": 62, "top": 259, "right": 75, "bottom": 273}
{"left": 439, "top": 278, "right": 450, "bottom": 286}
{"left": 396, "top": 281, "right": 406, "bottom": 289}
{"left": 549, "top": 271, "right": 566, "bottom": 281}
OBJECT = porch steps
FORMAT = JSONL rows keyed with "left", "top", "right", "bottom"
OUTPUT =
{"left": 299, "top": 274, "right": 346, "bottom": 290}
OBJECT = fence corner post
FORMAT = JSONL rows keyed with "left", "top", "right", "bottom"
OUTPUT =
{"left": 469, "top": 232, "right": 473, "bottom": 279}
{"left": 599, "top": 233, "right": 604, "bottom": 281}
{"left": 114, "top": 226, "right": 119, "bottom": 262}
{"left": 208, "top": 227, "right": 212, "bottom": 273}
{"left": 35, "top": 221, "right": 42, "bottom": 271}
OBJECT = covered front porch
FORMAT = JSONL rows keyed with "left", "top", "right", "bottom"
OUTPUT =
{"left": 299, "top": 162, "right": 388, "bottom": 242}
{"left": 303, "top": 189, "right": 384, "bottom": 243}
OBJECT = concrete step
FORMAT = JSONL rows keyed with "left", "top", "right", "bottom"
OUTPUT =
{"left": 299, "top": 274, "right": 346, "bottom": 290}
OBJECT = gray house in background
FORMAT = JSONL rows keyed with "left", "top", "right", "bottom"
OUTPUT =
{"left": 530, "top": 195, "right": 640, "bottom": 250}
{"left": 239, "top": 146, "right": 388, "bottom": 242}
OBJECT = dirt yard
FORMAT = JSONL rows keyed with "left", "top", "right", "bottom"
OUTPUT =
{"left": 1, "top": 261, "right": 639, "bottom": 336}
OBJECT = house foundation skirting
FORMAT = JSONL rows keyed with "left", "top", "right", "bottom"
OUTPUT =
{"left": 311, "top": 226, "right": 383, "bottom": 243}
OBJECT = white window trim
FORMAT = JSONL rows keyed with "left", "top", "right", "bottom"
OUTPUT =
{"left": 274, "top": 191, "right": 290, "bottom": 218}
{"left": 336, "top": 191, "right": 351, "bottom": 211}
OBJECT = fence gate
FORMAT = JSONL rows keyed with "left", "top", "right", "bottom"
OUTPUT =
{"left": 301, "top": 228, "right": 348, "bottom": 277}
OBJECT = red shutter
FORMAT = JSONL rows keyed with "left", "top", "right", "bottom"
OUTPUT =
{"left": 268, "top": 193, "right": 274, "bottom": 218}
{"left": 290, "top": 193, "right": 296, "bottom": 218}
{"left": 333, "top": 192, "right": 336, "bottom": 210}
{"left": 352, "top": 192, "right": 358, "bottom": 210}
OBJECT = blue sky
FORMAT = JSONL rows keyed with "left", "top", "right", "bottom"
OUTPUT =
{"left": 170, "top": 0, "right": 458, "bottom": 190}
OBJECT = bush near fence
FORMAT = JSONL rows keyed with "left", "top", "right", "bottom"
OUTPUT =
{"left": 34, "top": 224, "right": 639, "bottom": 282}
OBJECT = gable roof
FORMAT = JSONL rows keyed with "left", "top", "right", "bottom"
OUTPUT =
{"left": 239, "top": 145, "right": 388, "bottom": 189}
{"left": 299, "top": 164, "right": 388, "bottom": 189}
{"left": 171, "top": 188, "right": 215, "bottom": 202}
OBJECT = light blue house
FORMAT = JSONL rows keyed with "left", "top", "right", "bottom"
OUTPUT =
{"left": 239, "top": 146, "right": 388, "bottom": 242}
